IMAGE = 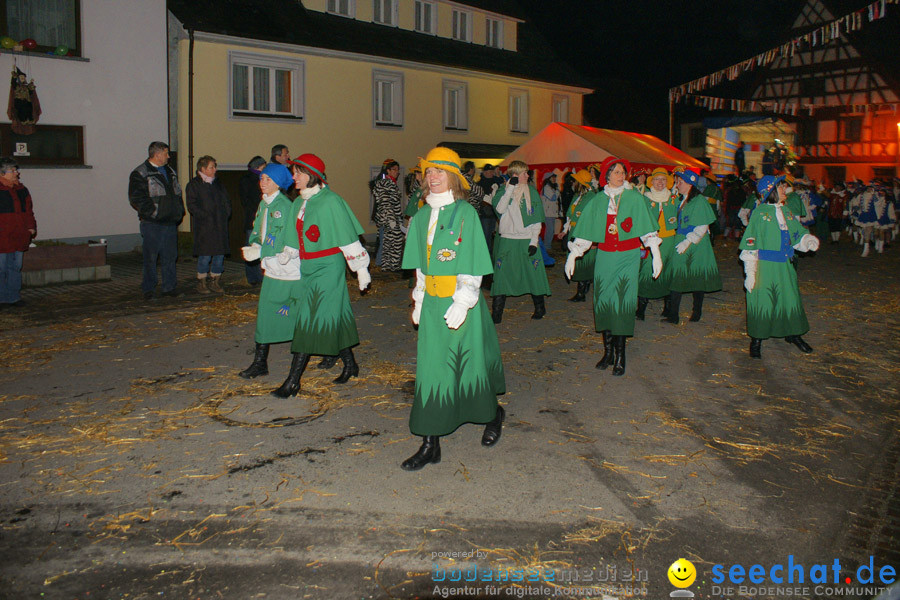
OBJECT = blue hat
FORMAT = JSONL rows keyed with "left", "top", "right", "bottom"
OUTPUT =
{"left": 756, "top": 175, "right": 785, "bottom": 198}
{"left": 261, "top": 163, "right": 293, "bottom": 191}
{"left": 675, "top": 168, "right": 700, "bottom": 187}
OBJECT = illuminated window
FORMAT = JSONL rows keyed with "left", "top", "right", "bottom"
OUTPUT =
{"left": 414, "top": 0, "right": 436, "bottom": 34}
{"left": 373, "top": 0, "right": 397, "bottom": 26}
{"left": 443, "top": 80, "right": 468, "bottom": 132}
{"left": 230, "top": 51, "right": 304, "bottom": 120}
{"left": 509, "top": 89, "right": 528, "bottom": 133}
{"left": 552, "top": 95, "right": 569, "bottom": 123}
{"left": 486, "top": 18, "right": 503, "bottom": 49}
{"left": 452, "top": 9, "right": 471, "bottom": 42}
{"left": 373, "top": 69, "right": 403, "bottom": 128}
{"left": 326, "top": 0, "right": 355, "bottom": 17}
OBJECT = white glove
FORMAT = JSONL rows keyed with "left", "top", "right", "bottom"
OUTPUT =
{"left": 797, "top": 234, "right": 820, "bottom": 252}
{"left": 560, "top": 218, "right": 571, "bottom": 236}
{"left": 444, "top": 302, "right": 469, "bottom": 330}
{"left": 651, "top": 246, "right": 663, "bottom": 280}
{"left": 241, "top": 244, "right": 261, "bottom": 261}
{"left": 675, "top": 239, "right": 692, "bottom": 254}
{"left": 744, "top": 269, "right": 756, "bottom": 292}
{"left": 564, "top": 253, "right": 578, "bottom": 279}
{"left": 357, "top": 267, "right": 371, "bottom": 291}
{"left": 412, "top": 301, "right": 422, "bottom": 325}
{"left": 491, "top": 183, "right": 499, "bottom": 194}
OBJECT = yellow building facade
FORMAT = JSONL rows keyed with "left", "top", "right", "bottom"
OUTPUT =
{"left": 170, "top": 0, "right": 590, "bottom": 233}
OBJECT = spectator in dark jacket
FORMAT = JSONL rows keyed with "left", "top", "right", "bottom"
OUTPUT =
{"left": 128, "top": 141, "right": 185, "bottom": 300}
{"left": 186, "top": 155, "right": 232, "bottom": 294}
{"left": 0, "top": 157, "right": 36, "bottom": 306}
{"left": 240, "top": 156, "right": 266, "bottom": 285}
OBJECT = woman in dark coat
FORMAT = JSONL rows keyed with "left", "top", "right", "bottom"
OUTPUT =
{"left": 186, "top": 155, "right": 232, "bottom": 293}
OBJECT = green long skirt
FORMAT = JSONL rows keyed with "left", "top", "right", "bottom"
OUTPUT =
{"left": 255, "top": 276, "right": 303, "bottom": 344}
{"left": 410, "top": 295, "right": 505, "bottom": 437}
{"left": 668, "top": 235, "right": 722, "bottom": 293}
{"left": 290, "top": 253, "right": 359, "bottom": 356}
{"left": 746, "top": 260, "right": 810, "bottom": 339}
{"left": 592, "top": 248, "right": 640, "bottom": 337}
{"left": 491, "top": 237, "right": 552, "bottom": 297}
{"left": 637, "top": 236, "right": 676, "bottom": 299}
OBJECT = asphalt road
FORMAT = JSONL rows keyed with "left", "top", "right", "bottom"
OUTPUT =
{"left": 1, "top": 239, "right": 898, "bottom": 600}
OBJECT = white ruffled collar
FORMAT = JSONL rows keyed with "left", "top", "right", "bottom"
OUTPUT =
{"left": 646, "top": 187, "right": 670, "bottom": 204}
{"left": 262, "top": 191, "right": 279, "bottom": 205}
{"left": 426, "top": 189, "right": 455, "bottom": 208}
{"left": 603, "top": 182, "right": 631, "bottom": 197}
{"left": 300, "top": 184, "right": 323, "bottom": 200}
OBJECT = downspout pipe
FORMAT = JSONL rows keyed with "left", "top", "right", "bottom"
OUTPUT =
{"left": 188, "top": 28, "right": 194, "bottom": 179}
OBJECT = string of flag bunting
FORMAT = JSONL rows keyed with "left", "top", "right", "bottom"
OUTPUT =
{"left": 681, "top": 94, "right": 900, "bottom": 117}
{"left": 668, "top": 0, "right": 897, "bottom": 102}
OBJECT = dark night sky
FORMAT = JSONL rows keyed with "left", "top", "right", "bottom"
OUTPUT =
{"left": 514, "top": 0, "right": 875, "bottom": 139}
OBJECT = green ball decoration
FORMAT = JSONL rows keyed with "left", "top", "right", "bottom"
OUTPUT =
{"left": 54, "top": 45, "right": 68, "bottom": 55}
{"left": 0, "top": 37, "right": 15, "bottom": 49}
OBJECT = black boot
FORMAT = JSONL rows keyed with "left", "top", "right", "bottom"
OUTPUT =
{"left": 334, "top": 347, "right": 360, "bottom": 383}
{"left": 491, "top": 295, "right": 506, "bottom": 324}
{"left": 531, "top": 295, "right": 546, "bottom": 320}
{"left": 661, "top": 295, "right": 670, "bottom": 317}
{"left": 401, "top": 436, "right": 441, "bottom": 471}
{"left": 596, "top": 331, "right": 614, "bottom": 370}
{"left": 569, "top": 280, "right": 589, "bottom": 302}
{"left": 481, "top": 406, "right": 505, "bottom": 447}
{"left": 749, "top": 338, "right": 762, "bottom": 358}
{"left": 318, "top": 355, "right": 338, "bottom": 369}
{"left": 690, "top": 292, "right": 705, "bottom": 322}
{"left": 785, "top": 335, "right": 813, "bottom": 353}
{"left": 612, "top": 335, "right": 626, "bottom": 376}
{"left": 271, "top": 353, "right": 310, "bottom": 398}
{"left": 635, "top": 297, "right": 649, "bottom": 320}
{"left": 664, "top": 291, "right": 682, "bottom": 324}
{"left": 238, "top": 343, "right": 269, "bottom": 379}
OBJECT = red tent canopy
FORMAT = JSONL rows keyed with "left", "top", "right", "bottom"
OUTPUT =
{"left": 499, "top": 122, "right": 707, "bottom": 176}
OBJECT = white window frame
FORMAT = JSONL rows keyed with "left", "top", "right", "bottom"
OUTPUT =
{"left": 228, "top": 51, "right": 305, "bottom": 122}
{"left": 509, "top": 88, "right": 529, "bottom": 134}
{"left": 486, "top": 17, "right": 503, "bottom": 49}
{"left": 442, "top": 80, "right": 468, "bottom": 132}
{"left": 373, "top": 0, "right": 398, "bottom": 26}
{"left": 373, "top": 69, "right": 404, "bottom": 128}
{"left": 452, "top": 9, "right": 472, "bottom": 42}
{"left": 326, "top": 0, "right": 356, "bottom": 17}
{"left": 552, "top": 94, "right": 569, "bottom": 123}
{"left": 414, "top": 0, "right": 437, "bottom": 34}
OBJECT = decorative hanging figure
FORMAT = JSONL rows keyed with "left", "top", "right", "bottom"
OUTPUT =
{"left": 8, "top": 67, "right": 41, "bottom": 135}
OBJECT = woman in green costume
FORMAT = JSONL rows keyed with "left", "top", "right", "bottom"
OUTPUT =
{"left": 636, "top": 167, "right": 678, "bottom": 319}
{"left": 559, "top": 169, "right": 595, "bottom": 302}
{"left": 400, "top": 147, "right": 506, "bottom": 471}
{"left": 565, "top": 157, "right": 662, "bottom": 376}
{"left": 663, "top": 169, "right": 723, "bottom": 324}
{"left": 237, "top": 163, "right": 304, "bottom": 379}
{"left": 490, "top": 160, "right": 551, "bottom": 323}
{"left": 740, "top": 175, "right": 820, "bottom": 358}
{"left": 271, "top": 154, "right": 372, "bottom": 398}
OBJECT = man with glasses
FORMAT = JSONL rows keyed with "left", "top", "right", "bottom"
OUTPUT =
{"left": 0, "top": 158, "right": 36, "bottom": 307}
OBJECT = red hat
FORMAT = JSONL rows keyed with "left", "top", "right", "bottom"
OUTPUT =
{"left": 290, "top": 153, "right": 327, "bottom": 182}
{"left": 597, "top": 156, "right": 632, "bottom": 187}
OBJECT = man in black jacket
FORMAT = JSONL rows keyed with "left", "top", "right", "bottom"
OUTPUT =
{"left": 128, "top": 141, "right": 185, "bottom": 300}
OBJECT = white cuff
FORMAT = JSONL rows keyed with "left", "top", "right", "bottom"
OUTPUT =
{"left": 340, "top": 240, "right": 370, "bottom": 272}
{"left": 567, "top": 237, "right": 592, "bottom": 258}
{"left": 685, "top": 229, "right": 704, "bottom": 245}
{"left": 451, "top": 274, "right": 482, "bottom": 309}
{"left": 412, "top": 269, "right": 425, "bottom": 305}
{"left": 739, "top": 249, "right": 758, "bottom": 262}
{"left": 795, "top": 234, "right": 819, "bottom": 252}
{"left": 640, "top": 231, "right": 662, "bottom": 248}
{"left": 527, "top": 223, "right": 542, "bottom": 246}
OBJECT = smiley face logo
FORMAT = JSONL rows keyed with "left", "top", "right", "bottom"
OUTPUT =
{"left": 668, "top": 558, "right": 696, "bottom": 588}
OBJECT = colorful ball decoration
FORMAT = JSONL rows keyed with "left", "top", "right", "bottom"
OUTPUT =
{"left": 20, "top": 38, "right": 37, "bottom": 50}
{"left": 0, "top": 36, "right": 15, "bottom": 49}
{"left": 54, "top": 45, "right": 68, "bottom": 55}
